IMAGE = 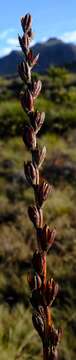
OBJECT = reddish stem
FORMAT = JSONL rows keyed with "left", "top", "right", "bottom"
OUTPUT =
{"left": 46, "top": 306, "right": 52, "bottom": 327}
{"left": 42, "top": 253, "right": 46, "bottom": 287}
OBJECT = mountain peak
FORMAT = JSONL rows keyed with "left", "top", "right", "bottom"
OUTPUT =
{"left": 46, "top": 37, "right": 63, "bottom": 45}
{"left": 0, "top": 38, "right": 76, "bottom": 76}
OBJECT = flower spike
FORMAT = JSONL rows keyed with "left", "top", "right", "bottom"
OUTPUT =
{"left": 18, "top": 11, "right": 62, "bottom": 360}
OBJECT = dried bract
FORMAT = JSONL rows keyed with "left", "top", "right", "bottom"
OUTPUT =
{"left": 21, "top": 13, "right": 32, "bottom": 33}
{"left": 35, "top": 180, "right": 53, "bottom": 207}
{"left": 30, "top": 111, "right": 45, "bottom": 134}
{"left": 32, "top": 80, "right": 42, "bottom": 99}
{"left": 31, "top": 53, "right": 40, "bottom": 68}
{"left": 32, "top": 251, "right": 43, "bottom": 275}
{"left": 28, "top": 205, "right": 43, "bottom": 228}
{"left": 37, "top": 225, "right": 56, "bottom": 252}
{"left": 28, "top": 272, "right": 42, "bottom": 291}
{"left": 49, "top": 326, "right": 62, "bottom": 348}
{"left": 27, "top": 49, "right": 39, "bottom": 68}
{"left": 39, "top": 225, "right": 56, "bottom": 252}
{"left": 20, "top": 90, "right": 34, "bottom": 113}
{"left": 18, "top": 61, "right": 31, "bottom": 82}
{"left": 24, "top": 161, "right": 39, "bottom": 186}
{"left": 32, "top": 310, "right": 45, "bottom": 341}
{"left": 23, "top": 126, "right": 36, "bottom": 150}
{"left": 32, "top": 145, "right": 46, "bottom": 168}
{"left": 18, "top": 34, "right": 28, "bottom": 54}
{"left": 45, "top": 279, "right": 59, "bottom": 305}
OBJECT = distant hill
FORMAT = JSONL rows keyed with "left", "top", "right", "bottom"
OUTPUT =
{"left": 0, "top": 51, "right": 23, "bottom": 76}
{"left": 0, "top": 38, "right": 76, "bottom": 76}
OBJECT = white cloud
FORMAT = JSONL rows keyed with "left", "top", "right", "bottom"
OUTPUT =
{"left": 7, "top": 37, "right": 19, "bottom": 47}
{"left": 61, "top": 30, "right": 76, "bottom": 43}
{"left": 0, "top": 29, "right": 15, "bottom": 40}
{"left": 0, "top": 47, "right": 12, "bottom": 57}
{"left": 0, "top": 30, "right": 9, "bottom": 40}
{"left": 41, "top": 36, "right": 47, "bottom": 43}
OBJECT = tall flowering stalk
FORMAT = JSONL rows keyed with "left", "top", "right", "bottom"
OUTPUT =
{"left": 18, "top": 13, "right": 62, "bottom": 360}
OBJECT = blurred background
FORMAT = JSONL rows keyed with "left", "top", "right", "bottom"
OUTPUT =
{"left": 0, "top": 1, "right": 76, "bottom": 359}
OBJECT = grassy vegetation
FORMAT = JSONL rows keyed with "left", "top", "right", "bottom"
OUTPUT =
{"left": 0, "top": 68, "right": 76, "bottom": 137}
{"left": 0, "top": 68, "right": 76, "bottom": 359}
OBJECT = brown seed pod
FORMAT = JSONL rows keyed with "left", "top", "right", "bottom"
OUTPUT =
{"left": 24, "top": 162, "right": 39, "bottom": 186}
{"left": 21, "top": 13, "right": 32, "bottom": 33}
{"left": 27, "top": 49, "right": 39, "bottom": 67}
{"left": 48, "top": 228, "right": 56, "bottom": 250}
{"left": 35, "top": 179, "right": 53, "bottom": 207}
{"left": 32, "top": 145, "right": 46, "bottom": 168}
{"left": 31, "top": 53, "right": 40, "bottom": 68}
{"left": 18, "top": 32, "right": 32, "bottom": 54}
{"left": 28, "top": 273, "right": 42, "bottom": 291}
{"left": 20, "top": 90, "right": 34, "bottom": 113}
{"left": 28, "top": 273, "right": 36, "bottom": 291}
{"left": 30, "top": 111, "right": 45, "bottom": 134}
{"left": 32, "top": 80, "right": 42, "bottom": 99}
{"left": 32, "top": 310, "right": 45, "bottom": 341}
{"left": 45, "top": 279, "right": 59, "bottom": 305}
{"left": 51, "top": 281, "right": 59, "bottom": 304}
{"left": 27, "top": 49, "right": 34, "bottom": 65}
{"left": 28, "top": 205, "right": 43, "bottom": 228}
{"left": 39, "top": 224, "right": 56, "bottom": 252}
{"left": 22, "top": 33, "right": 30, "bottom": 48}
{"left": 49, "top": 326, "right": 62, "bottom": 348}
{"left": 18, "top": 61, "right": 31, "bottom": 82}
{"left": 32, "top": 251, "right": 43, "bottom": 275}
{"left": 28, "top": 28, "right": 34, "bottom": 39}
{"left": 18, "top": 34, "right": 28, "bottom": 54}
{"left": 36, "top": 274, "right": 42, "bottom": 289}
{"left": 23, "top": 126, "right": 36, "bottom": 150}
{"left": 18, "top": 62, "right": 26, "bottom": 82}
{"left": 22, "top": 61, "right": 31, "bottom": 81}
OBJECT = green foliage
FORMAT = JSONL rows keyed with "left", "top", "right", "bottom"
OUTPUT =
{"left": 0, "top": 67, "right": 76, "bottom": 137}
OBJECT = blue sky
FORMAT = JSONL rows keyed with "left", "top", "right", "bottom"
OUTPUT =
{"left": 0, "top": 0, "right": 76, "bottom": 57}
